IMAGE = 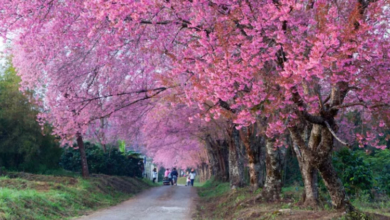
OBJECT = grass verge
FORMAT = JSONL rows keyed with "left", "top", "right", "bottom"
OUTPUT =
{"left": 194, "top": 179, "right": 390, "bottom": 220}
{"left": 0, "top": 172, "right": 153, "bottom": 220}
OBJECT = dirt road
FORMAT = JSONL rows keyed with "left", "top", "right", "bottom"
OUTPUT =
{"left": 75, "top": 185, "right": 198, "bottom": 220}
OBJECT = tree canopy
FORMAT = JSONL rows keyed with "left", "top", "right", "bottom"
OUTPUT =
{"left": 0, "top": 1, "right": 390, "bottom": 209}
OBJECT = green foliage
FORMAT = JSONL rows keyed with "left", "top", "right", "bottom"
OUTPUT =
{"left": 0, "top": 62, "right": 62, "bottom": 173}
{"left": 283, "top": 147, "right": 303, "bottom": 186}
{"left": 333, "top": 148, "right": 373, "bottom": 195}
{"left": 357, "top": 149, "right": 390, "bottom": 195}
{"left": 118, "top": 140, "right": 126, "bottom": 154}
{"left": 60, "top": 143, "right": 143, "bottom": 177}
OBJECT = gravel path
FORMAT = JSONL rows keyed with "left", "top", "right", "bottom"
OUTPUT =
{"left": 75, "top": 185, "right": 198, "bottom": 220}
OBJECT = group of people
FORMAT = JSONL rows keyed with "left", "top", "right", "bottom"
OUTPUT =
{"left": 186, "top": 169, "right": 196, "bottom": 186}
{"left": 152, "top": 168, "right": 196, "bottom": 186}
{"left": 164, "top": 168, "right": 179, "bottom": 185}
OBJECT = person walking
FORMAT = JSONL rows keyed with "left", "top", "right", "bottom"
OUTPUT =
{"left": 167, "top": 169, "right": 173, "bottom": 185}
{"left": 186, "top": 171, "right": 191, "bottom": 186}
{"left": 164, "top": 168, "right": 170, "bottom": 178}
{"left": 171, "top": 168, "right": 178, "bottom": 185}
{"left": 189, "top": 169, "right": 196, "bottom": 186}
{"left": 152, "top": 168, "right": 157, "bottom": 183}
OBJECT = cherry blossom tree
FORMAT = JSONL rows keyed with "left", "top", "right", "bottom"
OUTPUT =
{"left": 1, "top": 0, "right": 390, "bottom": 210}
{"left": 0, "top": 0, "right": 173, "bottom": 177}
{"left": 159, "top": 0, "right": 390, "bottom": 208}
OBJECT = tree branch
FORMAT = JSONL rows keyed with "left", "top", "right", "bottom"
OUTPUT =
{"left": 90, "top": 88, "right": 167, "bottom": 122}
{"left": 218, "top": 99, "right": 236, "bottom": 113}
{"left": 291, "top": 87, "right": 325, "bottom": 125}
{"left": 77, "top": 86, "right": 170, "bottom": 103}
{"left": 315, "top": 85, "right": 324, "bottom": 111}
{"left": 331, "top": 102, "right": 366, "bottom": 110}
{"left": 331, "top": 102, "right": 390, "bottom": 110}
{"left": 324, "top": 121, "right": 350, "bottom": 147}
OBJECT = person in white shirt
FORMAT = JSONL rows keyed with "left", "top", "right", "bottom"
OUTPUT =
{"left": 189, "top": 169, "right": 196, "bottom": 186}
{"left": 152, "top": 168, "right": 157, "bottom": 183}
{"left": 186, "top": 171, "right": 191, "bottom": 186}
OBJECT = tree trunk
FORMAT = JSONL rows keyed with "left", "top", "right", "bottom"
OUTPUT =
{"left": 247, "top": 156, "right": 261, "bottom": 189}
{"left": 289, "top": 128, "right": 320, "bottom": 207}
{"left": 289, "top": 123, "right": 352, "bottom": 210}
{"left": 259, "top": 142, "right": 266, "bottom": 187}
{"left": 218, "top": 140, "right": 229, "bottom": 181}
{"left": 261, "top": 138, "right": 282, "bottom": 201}
{"left": 205, "top": 163, "right": 210, "bottom": 181}
{"left": 240, "top": 126, "right": 264, "bottom": 189}
{"left": 228, "top": 127, "right": 245, "bottom": 189}
{"left": 200, "top": 162, "right": 210, "bottom": 182}
{"left": 76, "top": 133, "right": 89, "bottom": 178}
{"left": 317, "top": 156, "right": 352, "bottom": 211}
{"left": 205, "top": 136, "right": 229, "bottom": 181}
{"left": 300, "top": 158, "right": 319, "bottom": 207}
{"left": 205, "top": 137, "right": 219, "bottom": 178}
{"left": 314, "top": 125, "right": 353, "bottom": 211}
{"left": 99, "top": 118, "right": 107, "bottom": 153}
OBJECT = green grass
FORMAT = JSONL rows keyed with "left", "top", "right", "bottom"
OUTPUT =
{"left": 197, "top": 179, "right": 230, "bottom": 198}
{"left": 0, "top": 173, "right": 151, "bottom": 220}
{"left": 178, "top": 177, "right": 187, "bottom": 185}
{"left": 141, "top": 178, "right": 157, "bottom": 186}
{"left": 176, "top": 176, "right": 205, "bottom": 186}
{"left": 194, "top": 176, "right": 206, "bottom": 187}
{"left": 350, "top": 193, "right": 390, "bottom": 217}
{"left": 35, "top": 169, "right": 81, "bottom": 177}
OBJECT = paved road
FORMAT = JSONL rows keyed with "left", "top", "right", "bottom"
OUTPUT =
{"left": 75, "top": 185, "right": 198, "bottom": 220}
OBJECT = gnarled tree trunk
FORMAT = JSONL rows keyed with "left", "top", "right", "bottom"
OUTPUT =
{"left": 228, "top": 127, "right": 245, "bottom": 189}
{"left": 289, "top": 126, "right": 319, "bottom": 207}
{"left": 289, "top": 123, "right": 353, "bottom": 211}
{"left": 313, "top": 124, "right": 353, "bottom": 211}
{"left": 261, "top": 138, "right": 282, "bottom": 201}
{"left": 240, "top": 125, "right": 265, "bottom": 189}
{"left": 76, "top": 133, "right": 89, "bottom": 178}
{"left": 299, "top": 155, "right": 319, "bottom": 207}
{"left": 289, "top": 80, "right": 354, "bottom": 211}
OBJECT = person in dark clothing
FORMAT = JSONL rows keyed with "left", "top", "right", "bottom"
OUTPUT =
{"left": 171, "top": 168, "right": 178, "bottom": 186}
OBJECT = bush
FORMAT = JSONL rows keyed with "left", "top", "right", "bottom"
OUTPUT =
{"left": 333, "top": 148, "right": 373, "bottom": 196}
{"left": 358, "top": 149, "right": 390, "bottom": 195}
{"left": 60, "top": 143, "right": 143, "bottom": 177}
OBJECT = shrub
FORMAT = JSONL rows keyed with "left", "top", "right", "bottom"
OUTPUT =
{"left": 333, "top": 148, "right": 373, "bottom": 196}
{"left": 60, "top": 143, "right": 143, "bottom": 177}
{"left": 359, "top": 149, "right": 390, "bottom": 195}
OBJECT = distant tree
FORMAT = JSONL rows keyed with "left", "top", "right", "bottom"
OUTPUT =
{"left": 0, "top": 62, "right": 62, "bottom": 172}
